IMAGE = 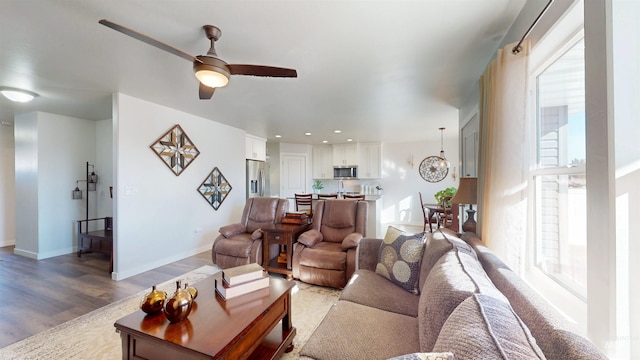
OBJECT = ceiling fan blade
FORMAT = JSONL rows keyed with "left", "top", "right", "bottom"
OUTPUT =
{"left": 199, "top": 83, "right": 215, "bottom": 100}
{"left": 227, "top": 64, "right": 297, "bottom": 78}
{"left": 99, "top": 19, "right": 201, "bottom": 63}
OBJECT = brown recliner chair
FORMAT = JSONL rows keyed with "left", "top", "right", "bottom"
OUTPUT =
{"left": 292, "top": 199, "right": 368, "bottom": 288}
{"left": 212, "top": 197, "right": 289, "bottom": 269}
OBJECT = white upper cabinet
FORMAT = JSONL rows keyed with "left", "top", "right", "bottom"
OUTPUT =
{"left": 358, "top": 143, "right": 382, "bottom": 179}
{"left": 312, "top": 146, "right": 333, "bottom": 179}
{"left": 332, "top": 144, "right": 358, "bottom": 166}
{"left": 245, "top": 134, "right": 266, "bottom": 161}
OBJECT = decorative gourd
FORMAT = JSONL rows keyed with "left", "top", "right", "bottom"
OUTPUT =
{"left": 163, "top": 280, "right": 193, "bottom": 323}
{"left": 139, "top": 285, "right": 167, "bottom": 314}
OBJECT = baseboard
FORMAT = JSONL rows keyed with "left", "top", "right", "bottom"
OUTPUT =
{"left": 13, "top": 246, "right": 75, "bottom": 260}
{"left": 13, "top": 248, "right": 38, "bottom": 259}
{"left": 111, "top": 244, "right": 212, "bottom": 281}
{"left": 0, "top": 238, "right": 15, "bottom": 248}
{"left": 37, "top": 247, "right": 76, "bottom": 260}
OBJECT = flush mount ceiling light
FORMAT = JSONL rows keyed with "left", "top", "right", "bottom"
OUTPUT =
{"left": 0, "top": 87, "right": 38, "bottom": 103}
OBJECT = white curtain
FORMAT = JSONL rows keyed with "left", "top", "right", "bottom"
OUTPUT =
{"left": 477, "top": 41, "right": 530, "bottom": 273}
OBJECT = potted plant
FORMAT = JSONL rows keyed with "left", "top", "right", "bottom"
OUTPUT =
{"left": 434, "top": 187, "right": 457, "bottom": 207}
{"left": 312, "top": 180, "right": 324, "bottom": 194}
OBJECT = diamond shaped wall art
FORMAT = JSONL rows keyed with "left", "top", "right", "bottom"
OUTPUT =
{"left": 150, "top": 125, "right": 200, "bottom": 176}
{"left": 198, "top": 167, "right": 232, "bottom": 210}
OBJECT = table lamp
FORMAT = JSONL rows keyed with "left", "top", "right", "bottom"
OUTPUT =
{"left": 451, "top": 177, "right": 478, "bottom": 233}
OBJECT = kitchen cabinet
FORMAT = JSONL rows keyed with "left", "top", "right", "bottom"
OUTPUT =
{"left": 332, "top": 144, "right": 358, "bottom": 166}
{"left": 245, "top": 134, "right": 266, "bottom": 161}
{"left": 313, "top": 146, "right": 333, "bottom": 179}
{"left": 358, "top": 143, "right": 382, "bottom": 179}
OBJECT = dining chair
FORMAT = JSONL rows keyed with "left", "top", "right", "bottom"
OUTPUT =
{"left": 343, "top": 194, "right": 366, "bottom": 200}
{"left": 295, "top": 193, "right": 314, "bottom": 218}
{"left": 419, "top": 192, "right": 439, "bottom": 232}
{"left": 439, "top": 196, "right": 454, "bottom": 229}
{"left": 317, "top": 194, "right": 338, "bottom": 199}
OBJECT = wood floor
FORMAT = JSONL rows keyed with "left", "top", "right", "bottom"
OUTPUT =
{"left": 0, "top": 246, "right": 212, "bottom": 348}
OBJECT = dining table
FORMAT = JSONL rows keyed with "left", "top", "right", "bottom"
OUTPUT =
{"left": 423, "top": 204, "right": 446, "bottom": 232}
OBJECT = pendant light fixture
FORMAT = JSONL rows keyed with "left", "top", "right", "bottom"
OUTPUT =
{"left": 418, "top": 127, "right": 451, "bottom": 183}
{"left": 438, "top": 127, "right": 450, "bottom": 170}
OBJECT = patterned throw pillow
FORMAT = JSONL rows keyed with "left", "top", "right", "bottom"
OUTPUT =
{"left": 376, "top": 226, "right": 427, "bottom": 294}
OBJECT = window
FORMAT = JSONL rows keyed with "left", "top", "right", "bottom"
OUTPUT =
{"left": 531, "top": 38, "right": 586, "bottom": 299}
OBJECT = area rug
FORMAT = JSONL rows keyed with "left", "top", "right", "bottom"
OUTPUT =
{"left": 0, "top": 265, "right": 340, "bottom": 359}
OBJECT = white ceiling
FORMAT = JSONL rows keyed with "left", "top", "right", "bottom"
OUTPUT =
{"left": 0, "top": 0, "right": 526, "bottom": 145}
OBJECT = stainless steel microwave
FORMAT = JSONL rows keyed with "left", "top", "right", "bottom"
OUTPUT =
{"left": 333, "top": 166, "right": 358, "bottom": 179}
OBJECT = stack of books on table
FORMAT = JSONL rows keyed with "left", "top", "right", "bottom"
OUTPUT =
{"left": 215, "top": 263, "right": 270, "bottom": 300}
{"left": 281, "top": 212, "right": 309, "bottom": 225}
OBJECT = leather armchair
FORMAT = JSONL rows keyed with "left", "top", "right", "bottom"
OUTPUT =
{"left": 292, "top": 199, "right": 368, "bottom": 288}
{"left": 212, "top": 197, "right": 289, "bottom": 269}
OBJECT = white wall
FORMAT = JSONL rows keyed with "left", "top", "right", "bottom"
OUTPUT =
{"left": 14, "top": 113, "right": 38, "bottom": 256}
{"left": 380, "top": 137, "right": 459, "bottom": 230}
{"left": 0, "top": 123, "right": 15, "bottom": 247}
{"left": 38, "top": 113, "right": 97, "bottom": 257}
{"left": 113, "top": 93, "right": 246, "bottom": 280}
{"left": 266, "top": 141, "right": 280, "bottom": 197}
{"left": 14, "top": 112, "right": 97, "bottom": 259}
{"left": 96, "top": 119, "right": 113, "bottom": 218}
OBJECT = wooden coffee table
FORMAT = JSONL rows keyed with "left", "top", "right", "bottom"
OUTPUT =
{"left": 114, "top": 273, "right": 296, "bottom": 360}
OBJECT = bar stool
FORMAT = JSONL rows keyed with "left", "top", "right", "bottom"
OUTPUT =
{"left": 294, "top": 193, "right": 313, "bottom": 217}
{"left": 317, "top": 194, "right": 338, "bottom": 199}
{"left": 343, "top": 194, "right": 366, "bottom": 200}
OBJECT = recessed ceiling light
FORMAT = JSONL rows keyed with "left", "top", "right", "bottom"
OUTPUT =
{"left": 0, "top": 87, "right": 38, "bottom": 103}
{"left": 322, "top": 140, "right": 328, "bottom": 143}
{"left": 334, "top": 130, "right": 341, "bottom": 134}
{"left": 275, "top": 134, "right": 282, "bottom": 138}
{"left": 305, "top": 132, "right": 312, "bottom": 136}
{"left": 347, "top": 138, "right": 353, "bottom": 142}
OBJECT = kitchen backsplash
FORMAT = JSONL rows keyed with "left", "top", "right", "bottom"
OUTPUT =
{"left": 313, "top": 179, "right": 383, "bottom": 194}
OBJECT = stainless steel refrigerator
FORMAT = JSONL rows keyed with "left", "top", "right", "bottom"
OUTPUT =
{"left": 246, "top": 160, "right": 270, "bottom": 199}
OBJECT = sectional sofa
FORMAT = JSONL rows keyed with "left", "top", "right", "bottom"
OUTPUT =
{"left": 299, "top": 228, "right": 606, "bottom": 359}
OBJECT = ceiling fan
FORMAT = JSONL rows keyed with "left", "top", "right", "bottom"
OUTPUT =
{"left": 98, "top": 19, "right": 297, "bottom": 99}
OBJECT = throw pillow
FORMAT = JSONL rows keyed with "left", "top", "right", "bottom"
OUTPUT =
{"left": 387, "top": 353, "right": 454, "bottom": 360}
{"left": 376, "top": 226, "right": 427, "bottom": 294}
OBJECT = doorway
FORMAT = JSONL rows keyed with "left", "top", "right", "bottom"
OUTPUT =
{"left": 280, "top": 154, "right": 307, "bottom": 199}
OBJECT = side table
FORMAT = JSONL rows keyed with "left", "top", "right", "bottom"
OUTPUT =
{"left": 262, "top": 223, "right": 310, "bottom": 280}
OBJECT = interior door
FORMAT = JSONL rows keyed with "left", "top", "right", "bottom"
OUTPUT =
{"left": 461, "top": 114, "right": 479, "bottom": 177}
{"left": 281, "top": 154, "right": 307, "bottom": 199}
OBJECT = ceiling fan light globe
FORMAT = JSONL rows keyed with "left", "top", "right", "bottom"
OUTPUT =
{"left": 195, "top": 69, "right": 229, "bottom": 88}
{"left": 194, "top": 56, "right": 230, "bottom": 88}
